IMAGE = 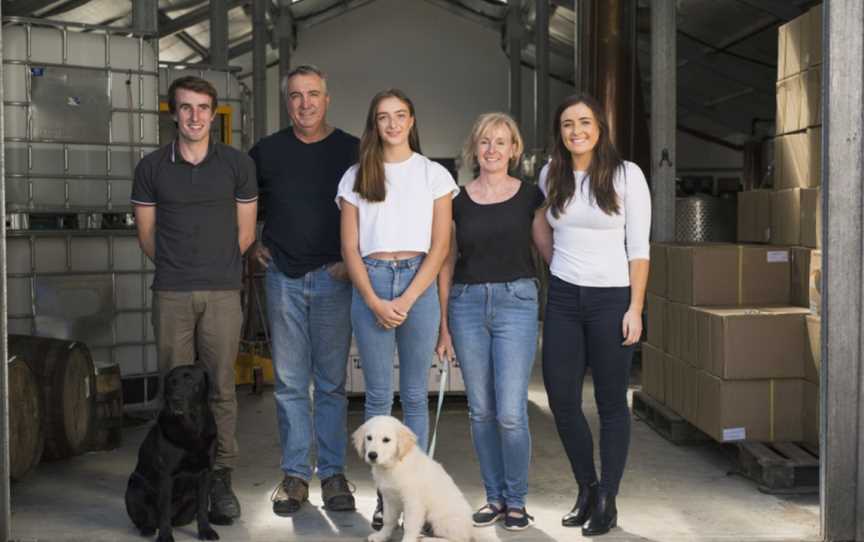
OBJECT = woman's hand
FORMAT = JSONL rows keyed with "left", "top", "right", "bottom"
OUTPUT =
{"left": 392, "top": 294, "right": 416, "bottom": 318}
{"left": 435, "top": 329, "right": 456, "bottom": 363}
{"left": 621, "top": 308, "right": 643, "bottom": 346}
{"left": 372, "top": 298, "right": 408, "bottom": 329}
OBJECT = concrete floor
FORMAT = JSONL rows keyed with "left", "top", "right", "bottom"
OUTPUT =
{"left": 10, "top": 365, "right": 820, "bottom": 542}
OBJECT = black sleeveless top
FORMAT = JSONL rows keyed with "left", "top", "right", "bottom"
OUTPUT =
{"left": 452, "top": 181, "right": 545, "bottom": 284}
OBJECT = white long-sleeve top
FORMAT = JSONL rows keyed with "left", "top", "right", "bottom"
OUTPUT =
{"left": 538, "top": 160, "right": 651, "bottom": 287}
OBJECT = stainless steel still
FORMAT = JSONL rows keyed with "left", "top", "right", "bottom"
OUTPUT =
{"left": 675, "top": 195, "right": 737, "bottom": 243}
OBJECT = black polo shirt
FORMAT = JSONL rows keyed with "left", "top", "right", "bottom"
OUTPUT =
{"left": 249, "top": 128, "right": 359, "bottom": 278}
{"left": 131, "top": 141, "right": 258, "bottom": 291}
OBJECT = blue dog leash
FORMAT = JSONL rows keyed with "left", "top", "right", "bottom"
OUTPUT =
{"left": 427, "top": 354, "right": 450, "bottom": 459}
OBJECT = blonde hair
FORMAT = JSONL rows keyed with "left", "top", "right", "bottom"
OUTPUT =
{"left": 462, "top": 112, "right": 524, "bottom": 171}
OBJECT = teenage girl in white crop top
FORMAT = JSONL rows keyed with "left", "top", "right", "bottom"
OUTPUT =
{"left": 336, "top": 89, "right": 458, "bottom": 535}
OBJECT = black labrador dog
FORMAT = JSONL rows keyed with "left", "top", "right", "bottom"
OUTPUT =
{"left": 125, "top": 365, "right": 223, "bottom": 542}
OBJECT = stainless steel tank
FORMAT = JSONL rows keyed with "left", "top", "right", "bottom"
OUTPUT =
{"left": 675, "top": 195, "right": 737, "bottom": 243}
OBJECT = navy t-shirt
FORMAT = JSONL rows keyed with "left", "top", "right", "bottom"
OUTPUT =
{"left": 452, "top": 181, "right": 545, "bottom": 284}
{"left": 249, "top": 128, "right": 359, "bottom": 278}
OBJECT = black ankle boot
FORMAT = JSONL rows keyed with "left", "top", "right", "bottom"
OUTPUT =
{"left": 561, "top": 481, "right": 598, "bottom": 527}
{"left": 582, "top": 491, "right": 617, "bottom": 536}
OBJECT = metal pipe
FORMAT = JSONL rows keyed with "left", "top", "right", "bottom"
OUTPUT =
{"left": 649, "top": 0, "right": 676, "bottom": 243}
{"left": 252, "top": 0, "right": 268, "bottom": 141}
{"left": 534, "top": 0, "right": 550, "bottom": 150}
{"left": 507, "top": 3, "right": 522, "bottom": 128}
{"left": 278, "top": 0, "right": 293, "bottom": 130}
{"left": 0, "top": 2, "right": 10, "bottom": 540}
{"left": 595, "top": 0, "right": 624, "bottom": 152}
{"left": 132, "top": 0, "right": 158, "bottom": 36}
{"left": 1, "top": 15, "right": 152, "bottom": 36}
{"left": 210, "top": 0, "right": 229, "bottom": 68}
{"left": 572, "top": 0, "right": 582, "bottom": 93}
{"left": 159, "top": 60, "right": 242, "bottom": 73}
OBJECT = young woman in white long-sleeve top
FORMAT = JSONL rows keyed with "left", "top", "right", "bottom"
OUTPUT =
{"left": 534, "top": 93, "right": 651, "bottom": 537}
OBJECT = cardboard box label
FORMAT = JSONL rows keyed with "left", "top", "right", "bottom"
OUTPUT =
{"left": 722, "top": 427, "right": 747, "bottom": 442}
{"left": 767, "top": 250, "right": 789, "bottom": 263}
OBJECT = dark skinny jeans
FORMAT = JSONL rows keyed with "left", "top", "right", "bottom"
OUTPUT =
{"left": 542, "top": 275, "right": 635, "bottom": 496}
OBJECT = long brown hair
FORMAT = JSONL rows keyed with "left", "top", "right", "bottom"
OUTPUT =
{"left": 355, "top": 89, "right": 422, "bottom": 202}
{"left": 546, "top": 93, "right": 623, "bottom": 218}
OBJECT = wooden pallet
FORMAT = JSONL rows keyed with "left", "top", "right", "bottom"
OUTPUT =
{"left": 632, "top": 391, "right": 709, "bottom": 445}
{"left": 730, "top": 441, "right": 819, "bottom": 494}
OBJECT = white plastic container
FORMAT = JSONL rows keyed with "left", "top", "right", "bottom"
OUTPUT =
{"left": 3, "top": 23, "right": 159, "bottom": 212}
{"left": 6, "top": 230, "right": 157, "bottom": 408}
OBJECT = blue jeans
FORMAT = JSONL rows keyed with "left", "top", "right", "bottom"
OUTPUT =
{"left": 266, "top": 265, "right": 353, "bottom": 481}
{"left": 352, "top": 255, "right": 440, "bottom": 452}
{"left": 448, "top": 278, "right": 539, "bottom": 509}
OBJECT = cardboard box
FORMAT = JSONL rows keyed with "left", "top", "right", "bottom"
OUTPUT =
{"left": 777, "top": 21, "right": 788, "bottom": 80}
{"left": 771, "top": 188, "right": 801, "bottom": 246}
{"left": 666, "top": 244, "right": 738, "bottom": 306}
{"left": 810, "top": 249, "right": 822, "bottom": 314}
{"left": 739, "top": 245, "right": 792, "bottom": 306}
{"left": 810, "top": 4, "right": 823, "bottom": 66}
{"left": 808, "top": 126, "right": 821, "bottom": 187}
{"left": 665, "top": 354, "right": 699, "bottom": 423}
{"left": 666, "top": 302, "right": 697, "bottom": 366}
{"left": 696, "top": 371, "right": 804, "bottom": 443}
{"left": 803, "top": 380, "right": 819, "bottom": 448}
{"left": 641, "top": 342, "right": 665, "bottom": 403}
{"left": 667, "top": 244, "right": 790, "bottom": 307}
{"left": 647, "top": 243, "right": 667, "bottom": 297}
{"left": 692, "top": 306, "right": 809, "bottom": 380}
{"left": 790, "top": 247, "right": 813, "bottom": 308}
{"left": 648, "top": 243, "right": 670, "bottom": 297}
{"left": 805, "top": 314, "right": 821, "bottom": 384}
{"left": 775, "top": 132, "right": 819, "bottom": 189}
{"left": 786, "top": 11, "right": 810, "bottom": 78}
{"left": 801, "top": 187, "right": 821, "bottom": 248}
{"left": 804, "top": 66, "right": 821, "bottom": 127}
{"left": 737, "top": 190, "right": 772, "bottom": 243}
{"left": 645, "top": 293, "right": 667, "bottom": 351}
{"left": 776, "top": 74, "right": 804, "bottom": 135}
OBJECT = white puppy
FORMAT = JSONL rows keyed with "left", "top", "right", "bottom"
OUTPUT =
{"left": 353, "top": 416, "right": 476, "bottom": 542}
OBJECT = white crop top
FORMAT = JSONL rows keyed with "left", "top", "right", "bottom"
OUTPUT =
{"left": 336, "top": 153, "right": 459, "bottom": 257}
{"left": 538, "top": 160, "right": 651, "bottom": 287}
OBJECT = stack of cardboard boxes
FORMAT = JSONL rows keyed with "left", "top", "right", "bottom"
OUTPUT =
{"left": 644, "top": 242, "right": 821, "bottom": 446}
{"left": 739, "top": 4, "right": 822, "bottom": 250}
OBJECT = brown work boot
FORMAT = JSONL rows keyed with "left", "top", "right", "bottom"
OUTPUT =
{"left": 271, "top": 475, "right": 308, "bottom": 516}
{"left": 320, "top": 473, "right": 356, "bottom": 511}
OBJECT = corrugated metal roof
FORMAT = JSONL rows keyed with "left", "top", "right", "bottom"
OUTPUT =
{"left": 1, "top": 0, "right": 820, "bottom": 141}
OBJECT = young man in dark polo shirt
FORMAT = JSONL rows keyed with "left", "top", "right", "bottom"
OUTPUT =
{"left": 249, "top": 65, "right": 358, "bottom": 515}
{"left": 131, "top": 76, "right": 258, "bottom": 520}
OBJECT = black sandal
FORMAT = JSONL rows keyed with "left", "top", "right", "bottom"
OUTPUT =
{"left": 504, "top": 507, "right": 535, "bottom": 531}
{"left": 473, "top": 502, "right": 506, "bottom": 527}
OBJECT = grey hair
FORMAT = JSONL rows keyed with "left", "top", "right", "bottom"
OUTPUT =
{"left": 280, "top": 64, "right": 328, "bottom": 99}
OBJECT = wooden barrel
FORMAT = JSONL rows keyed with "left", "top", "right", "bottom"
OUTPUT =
{"left": 8, "top": 357, "right": 44, "bottom": 481}
{"left": 88, "top": 361, "right": 124, "bottom": 451}
{"left": 8, "top": 335, "right": 95, "bottom": 460}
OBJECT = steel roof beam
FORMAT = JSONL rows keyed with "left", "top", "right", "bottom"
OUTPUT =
{"left": 158, "top": 0, "right": 247, "bottom": 38}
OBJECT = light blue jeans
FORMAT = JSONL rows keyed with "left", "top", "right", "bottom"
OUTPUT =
{"left": 448, "top": 278, "right": 539, "bottom": 509}
{"left": 266, "top": 265, "right": 352, "bottom": 481}
{"left": 352, "top": 255, "right": 440, "bottom": 452}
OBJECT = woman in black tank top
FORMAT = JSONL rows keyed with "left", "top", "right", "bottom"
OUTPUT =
{"left": 436, "top": 113, "right": 547, "bottom": 532}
